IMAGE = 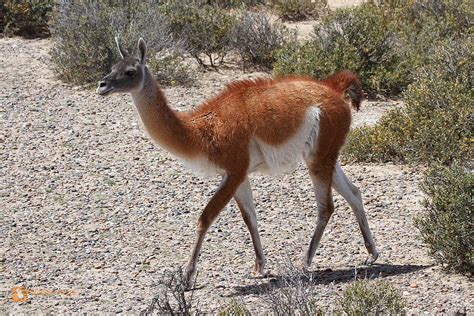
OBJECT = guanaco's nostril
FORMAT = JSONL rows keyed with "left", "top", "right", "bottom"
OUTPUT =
{"left": 99, "top": 81, "right": 107, "bottom": 87}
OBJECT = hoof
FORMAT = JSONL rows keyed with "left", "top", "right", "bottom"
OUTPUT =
{"left": 184, "top": 268, "right": 196, "bottom": 290}
{"left": 250, "top": 269, "right": 271, "bottom": 279}
{"left": 365, "top": 252, "right": 379, "bottom": 265}
{"left": 183, "top": 278, "right": 193, "bottom": 291}
{"left": 296, "top": 258, "right": 310, "bottom": 274}
{"left": 249, "top": 270, "right": 272, "bottom": 279}
{"left": 183, "top": 277, "right": 204, "bottom": 291}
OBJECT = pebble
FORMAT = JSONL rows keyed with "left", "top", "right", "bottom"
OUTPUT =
{"left": 94, "top": 263, "right": 104, "bottom": 269}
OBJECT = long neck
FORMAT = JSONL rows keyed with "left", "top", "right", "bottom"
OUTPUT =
{"left": 131, "top": 67, "right": 197, "bottom": 158}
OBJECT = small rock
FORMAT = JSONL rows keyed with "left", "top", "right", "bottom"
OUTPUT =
{"left": 94, "top": 262, "right": 104, "bottom": 269}
{"left": 410, "top": 283, "right": 418, "bottom": 288}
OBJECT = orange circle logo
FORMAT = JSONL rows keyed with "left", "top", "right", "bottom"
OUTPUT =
{"left": 11, "top": 286, "right": 28, "bottom": 303}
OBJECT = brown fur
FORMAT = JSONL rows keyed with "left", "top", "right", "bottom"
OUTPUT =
{"left": 140, "top": 71, "right": 359, "bottom": 281}
{"left": 183, "top": 73, "right": 357, "bottom": 168}
{"left": 99, "top": 56, "right": 367, "bottom": 284}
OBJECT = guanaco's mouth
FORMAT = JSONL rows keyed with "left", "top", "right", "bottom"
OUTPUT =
{"left": 96, "top": 82, "right": 114, "bottom": 96}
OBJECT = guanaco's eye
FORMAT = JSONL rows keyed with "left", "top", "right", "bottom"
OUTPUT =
{"left": 125, "top": 70, "right": 135, "bottom": 77}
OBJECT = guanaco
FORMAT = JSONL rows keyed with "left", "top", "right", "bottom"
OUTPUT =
{"left": 97, "top": 38, "right": 378, "bottom": 286}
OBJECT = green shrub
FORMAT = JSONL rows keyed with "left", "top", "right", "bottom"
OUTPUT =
{"left": 341, "top": 0, "right": 473, "bottom": 163}
{"left": 159, "top": 2, "right": 236, "bottom": 67}
{"left": 414, "top": 164, "right": 474, "bottom": 275}
{"left": 273, "top": 3, "right": 408, "bottom": 97}
{"left": 271, "top": 0, "right": 328, "bottom": 21}
{"left": 274, "top": 0, "right": 472, "bottom": 97}
{"left": 2, "top": 0, "right": 54, "bottom": 38}
{"left": 228, "top": 11, "right": 296, "bottom": 70}
{"left": 340, "top": 280, "right": 405, "bottom": 315}
{"left": 342, "top": 38, "right": 473, "bottom": 165}
{"left": 344, "top": 78, "right": 473, "bottom": 164}
{"left": 50, "top": 1, "right": 191, "bottom": 86}
{"left": 400, "top": 80, "right": 472, "bottom": 164}
{"left": 382, "top": 0, "right": 473, "bottom": 88}
{"left": 342, "top": 109, "right": 407, "bottom": 163}
{"left": 377, "top": 0, "right": 472, "bottom": 38}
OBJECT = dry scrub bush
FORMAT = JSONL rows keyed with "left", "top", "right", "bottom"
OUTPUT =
{"left": 144, "top": 261, "right": 406, "bottom": 314}
{"left": 159, "top": 3, "right": 293, "bottom": 70}
{"left": 273, "top": 3, "right": 406, "bottom": 97}
{"left": 271, "top": 0, "right": 328, "bottom": 21}
{"left": 340, "top": 280, "right": 405, "bottom": 315}
{"left": 50, "top": 1, "right": 114, "bottom": 84}
{"left": 260, "top": 260, "right": 325, "bottom": 315}
{"left": 414, "top": 164, "right": 474, "bottom": 275}
{"left": 159, "top": 2, "right": 236, "bottom": 67}
{"left": 1, "top": 0, "right": 53, "bottom": 38}
{"left": 50, "top": 1, "right": 193, "bottom": 86}
{"left": 216, "top": 259, "right": 325, "bottom": 315}
{"left": 149, "top": 54, "right": 196, "bottom": 87}
{"left": 50, "top": 1, "right": 297, "bottom": 83}
{"left": 217, "top": 261, "right": 405, "bottom": 315}
{"left": 142, "top": 268, "right": 200, "bottom": 315}
{"left": 228, "top": 11, "right": 296, "bottom": 70}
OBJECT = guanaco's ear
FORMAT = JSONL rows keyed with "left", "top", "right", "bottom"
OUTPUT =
{"left": 115, "top": 36, "right": 129, "bottom": 58}
{"left": 138, "top": 38, "right": 146, "bottom": 64}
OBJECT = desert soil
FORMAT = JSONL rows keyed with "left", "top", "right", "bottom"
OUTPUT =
{"left": 0, "top": 37, "right": 472, "bottom": 314}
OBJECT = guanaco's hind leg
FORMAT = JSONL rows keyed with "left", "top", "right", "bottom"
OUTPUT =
{"left": 234, "top": 178, "right": 267, "bottom": 277}
{"left": 332, "top": 161, "right": 378, "bottom": 264}
{"left": 185, "top": 173, "right": 245, "bottom": 286}
{"left": 304, "top": 159, "right": 336, "bottom": 269}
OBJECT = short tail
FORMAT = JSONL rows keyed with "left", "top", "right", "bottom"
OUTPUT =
{"left": 322, "top": 70, "right": 363, "bottom": 111}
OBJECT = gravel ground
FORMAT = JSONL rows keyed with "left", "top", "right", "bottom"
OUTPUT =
{"left": 1, "top": 38, "right": 472, "bottom": 314}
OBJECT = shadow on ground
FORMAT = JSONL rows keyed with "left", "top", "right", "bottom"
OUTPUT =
{"left": 229, "top": 264, "right": 430, "bottom": 296}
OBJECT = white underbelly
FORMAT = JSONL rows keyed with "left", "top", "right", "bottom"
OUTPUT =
{"left": 181, "top": 154, "right": 224, "bottom": 176}
{"left": 179, "top": 106, "right": 321, "bottom": 176}
{"left": 249, "top": 106, "right": 321, "bottom": 175}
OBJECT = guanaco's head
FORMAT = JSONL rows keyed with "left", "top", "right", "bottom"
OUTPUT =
{"left": 97, "top": 37, "right": 147, "bottom": 96}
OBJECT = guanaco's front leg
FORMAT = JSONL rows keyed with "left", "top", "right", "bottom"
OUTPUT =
{"left": 185, "top": 173, "right": 245, "bottom": 287}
